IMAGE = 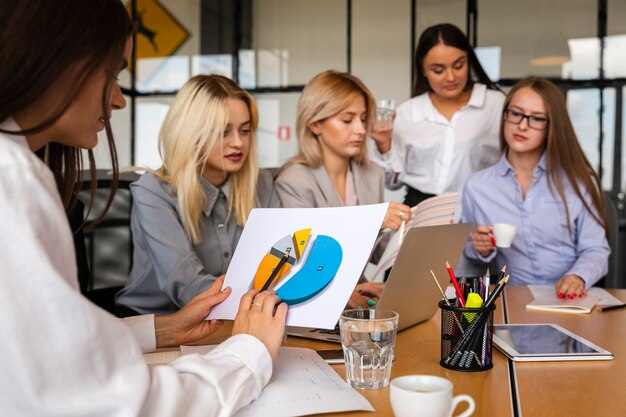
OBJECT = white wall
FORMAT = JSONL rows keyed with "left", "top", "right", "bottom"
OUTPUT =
{"left": 98, "top": 0, "right": 626, "bottom": 192}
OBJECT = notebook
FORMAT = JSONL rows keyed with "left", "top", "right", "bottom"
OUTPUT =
{"left": 366, "top": 193, "right": 458, "bottom": 282}
{"left": 287, "top": 223, "right": 473, "bottom": 342}
{"left": 525, "top": 285, "right": 624, "bottom": 314}
{"left": 526, "top": 295, "right": 600, "bottom": 314}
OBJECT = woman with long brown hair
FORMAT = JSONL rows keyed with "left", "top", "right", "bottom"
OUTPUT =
{"left": 0, "top": 1, "right": 286, "bottom": 415}
{"left": 371, "top": 23, "right": 504, "bottom": 207}
{"left": 461, "top": 77, "right": 610, "bottom": 298}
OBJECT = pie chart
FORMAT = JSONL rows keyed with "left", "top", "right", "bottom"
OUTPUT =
{"left": 252, "top": 228, "right": 343, "bottom": 305}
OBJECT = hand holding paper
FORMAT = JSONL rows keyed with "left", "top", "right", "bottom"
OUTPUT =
{"left": 208, "top": 204, "right": 389, "bottom": 329}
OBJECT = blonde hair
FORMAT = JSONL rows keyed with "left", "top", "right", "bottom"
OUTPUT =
{"left": 156, "top": 75, "right": 259, "bottom": 244}
{"left": 291, "top": 70, "right": 376, "bottom": 167}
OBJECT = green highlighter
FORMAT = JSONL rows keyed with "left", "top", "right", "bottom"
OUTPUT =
{"left": 463, "top": 292, "right": 483, "bottom": 323}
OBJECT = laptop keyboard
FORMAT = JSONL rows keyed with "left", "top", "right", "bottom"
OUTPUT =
{"left": 316, "top": 324, "right": 340, "bottom": 335}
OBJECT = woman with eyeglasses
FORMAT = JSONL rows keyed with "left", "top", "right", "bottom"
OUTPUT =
{"left": 460, "top": 77, "right": 610, "bottom": 299}
{"left": 371, "top": 23, "right": 504, "bottom": 207}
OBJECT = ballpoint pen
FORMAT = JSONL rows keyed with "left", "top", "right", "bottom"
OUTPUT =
{"left": 599, "top": 304, "right": 626, "bottom": 312}
{"left": 483, "top": 268, "right": 491, "bottom": 300}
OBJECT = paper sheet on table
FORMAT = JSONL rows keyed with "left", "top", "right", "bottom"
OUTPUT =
{"left": 180, "top": 345, "right": 374, "bottom": 417}
{"left": 528, "top": 285, "right": 624, "bottom": 306}
{"left": 143, "top": 350, "right": 180, "bottom": 365}
{"left": 208, "top": 204, "right": 388, "bottom": 329}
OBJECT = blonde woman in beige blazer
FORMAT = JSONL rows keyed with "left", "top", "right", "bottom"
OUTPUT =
{"left": 275, "top": 70, "right": 411, "bottom": 308}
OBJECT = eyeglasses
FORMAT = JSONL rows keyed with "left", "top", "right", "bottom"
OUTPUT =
{"left": 503, "top": 109, "right": 549, "bottom": 130}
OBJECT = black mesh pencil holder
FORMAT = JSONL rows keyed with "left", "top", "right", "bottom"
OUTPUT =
{"left": 439, "top": 299, "right": 495, "bottom": 372}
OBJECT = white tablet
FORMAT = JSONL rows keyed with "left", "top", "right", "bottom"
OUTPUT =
{"left": 492, "top": 323, "right": 613, "bottom": 362}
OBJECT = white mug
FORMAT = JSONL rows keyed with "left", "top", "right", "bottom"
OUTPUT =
{"left": 492, "top": 223, "right": 517, "bottom": 248}
{"left": 390, "top": 375, "right": 475, "bottom": 417}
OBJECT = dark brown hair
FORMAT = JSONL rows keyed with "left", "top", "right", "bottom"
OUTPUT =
{"left": 413, "top": 23, "right": 498, "bottom": 97}
{"left": 500, "top": 76, "right": 608, "bottom": 237}
{"left": 0, "top": 0, "right": 134, "bottom": 225}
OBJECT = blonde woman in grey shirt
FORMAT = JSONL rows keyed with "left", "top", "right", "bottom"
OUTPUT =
{"left": 116, "top": 75, "right": 280, "bottom": 316}
{"left": 275, "top": 70, "right": 410, "bottom": 308}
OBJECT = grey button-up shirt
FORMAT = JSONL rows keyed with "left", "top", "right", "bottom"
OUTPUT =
{"left": 116, "top": 169, "right": 280, "bottom": 315}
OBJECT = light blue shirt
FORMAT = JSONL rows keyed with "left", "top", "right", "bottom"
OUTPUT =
{"left": 460, "top": 154, "right": 610, "bottom": 288}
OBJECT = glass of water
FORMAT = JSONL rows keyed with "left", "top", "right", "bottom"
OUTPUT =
{"left": 340, "top": 308, "right": 399, "bottom": 390}
{"left": 374, "top": 99, "right": 395, "bottom": 132}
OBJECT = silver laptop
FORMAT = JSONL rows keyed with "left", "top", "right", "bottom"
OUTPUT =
{"left": 287, "top": 223, "right": 473, "bottom": 342}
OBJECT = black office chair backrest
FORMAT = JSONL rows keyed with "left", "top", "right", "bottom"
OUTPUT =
{"left": 603, "top": 192, "right": 622, "bottom": 288}
{"left": 74, "top": 170, "right": 140, "bottom": 313}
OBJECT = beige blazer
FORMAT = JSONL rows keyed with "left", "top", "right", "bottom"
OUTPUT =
{"left": 275, "top": 160, "right": 384, "bottom": 208}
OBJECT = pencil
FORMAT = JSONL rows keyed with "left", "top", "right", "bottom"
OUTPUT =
{"left": 446, "top": 260, "right": 466, "bottom": 306}
{"left": 430, "top": 269, "right": 450, "bottom": 306}
{"left": 484, "top": 274, "right": 509, "bottom": 309}
{"left": 430, "top": 269, "right": 464, "bottom": 334}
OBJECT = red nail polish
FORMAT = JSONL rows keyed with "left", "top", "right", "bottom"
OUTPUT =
{"left": 558, "top": 292, "right": 564, "bottom": 298}
{"left": 581, "top": 291, "right": 587, "bottom": 297}
{"left": 567, "top": 294, "right": 573, "bottom": 299}
{"left": 490, "top": 237, "right": 496, "bottom": 247}
{"left": 573, "top": 294, "right": 578, "bottom": 298}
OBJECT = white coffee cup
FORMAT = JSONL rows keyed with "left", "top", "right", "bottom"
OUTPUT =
{"left": 492, "top": 223, "right": 517, "bottom": 248}
{"left": 390, "top": 375, "right": 475, "bottom": 417}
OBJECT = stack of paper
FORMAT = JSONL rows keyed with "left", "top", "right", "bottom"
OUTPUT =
{"left": 366, "top": 193, "right": 458, "bottom": 282}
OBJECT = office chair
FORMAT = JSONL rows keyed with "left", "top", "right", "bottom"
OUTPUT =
{"left": 601, "top": 192, "right": 622, "bottom": 288}
{"left": 73, "top": 170, "right": 140, "bottom": 314}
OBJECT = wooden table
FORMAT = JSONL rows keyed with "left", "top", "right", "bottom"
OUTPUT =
{"left": 285, "top": 310, "right": 513, "bottom": 417}
{"left": 171, "top": 287, "right": 626, "bottom": 417}
{"left": 503, "top": 286, "right": 626, "bottom": 417}
{"left": 190, "top": 297, "right": 513, "bottom": 417}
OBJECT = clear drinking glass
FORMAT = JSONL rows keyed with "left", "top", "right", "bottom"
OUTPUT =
{"left": 339, "top": 308, "right": 399, "bottom": 390}
{"left": 374, "top": 99, "right": 395, "bottom": 132}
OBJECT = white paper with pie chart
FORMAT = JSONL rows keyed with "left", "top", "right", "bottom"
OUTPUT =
{"left": 207, "top": 204, "right": 389, "bottom": 329}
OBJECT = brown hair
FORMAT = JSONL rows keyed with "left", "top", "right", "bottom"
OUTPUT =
{"left": 413, "top": 23, "right": 499, "bottom": 97}
{"left": 500, "top": 76, "right": 608, "bottom": 237}
{"left": 0, "top": 0, "right": 134, "bottom": 225}
{"left": 290, "top": 70, "right": 376, "bottom": 168}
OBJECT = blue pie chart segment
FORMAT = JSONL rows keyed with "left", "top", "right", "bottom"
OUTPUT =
{"left": 276, "top": 235, "right": 343, "bottom": 305}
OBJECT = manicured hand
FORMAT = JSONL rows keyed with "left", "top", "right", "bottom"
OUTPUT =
{"left": 232, "top": 289, "right": 288, "bottom": 360}
{"left": 470, "top": 225, "right": 495, "bottom": 257}
{"left": 556, "top": 274, "right": 586, "bottom": 299}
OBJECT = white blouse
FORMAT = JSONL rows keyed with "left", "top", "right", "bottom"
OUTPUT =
{"left": 0, "top": 118, "right": 272, "bottom": 417}
{"left": 374, "top": 83, "right": 505, "bottom": 195}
